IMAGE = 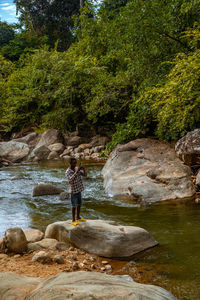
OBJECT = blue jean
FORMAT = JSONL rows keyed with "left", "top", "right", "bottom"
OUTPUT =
{"left": 71, "top": 192, "right": 82, "bottom": 208}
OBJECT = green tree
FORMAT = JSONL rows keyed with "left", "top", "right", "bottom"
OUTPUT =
{"left": 0, "top": 21, "right": 14, "bottom": 48}
{"left": 14, "top": 0, "right": 81, "bottom": 50}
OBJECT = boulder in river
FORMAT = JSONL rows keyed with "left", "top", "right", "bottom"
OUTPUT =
{"left": 35, "top": 129, "right": 63, "bottom": 149}
{"left": 175, "top": 128, "right": 200, "bottom": 166}
{"left": 45, "top": 219, "right": 158, "bottom": 258}
{"left": 0, "top": 271, "right": 177, "bottom": 300}
{"left": 4, "top": 228, "right": 27, "bottom": 253}
{"left": 13, "top": 132, "right": 38, "bottom": 145}
{"left": 102, "top": 138, "right": 195, "bottom": 203}
{"left": 0, "top": 141, "right": 30, "bottom": 162}
{"left": 33, "top": 184, "right": 64, "bottom": 196}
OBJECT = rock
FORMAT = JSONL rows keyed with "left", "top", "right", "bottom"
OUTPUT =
{"left": 35, "top": 129, "right": 63, "bottom": 149}
{"left": 0, "top": 141, "right": 30, "bottom": 162}
{"left": 33, "top": 184, "right": 64, "bottom": 196}
{"left": 55, "top": 242, "right": 69, "bottom": 251}
{"left": 115, "top": 274, "right": 134, "bottom": 282}
{"left": 4, "top": 228, "right": 27, "bottom": 253}
{"left": 32, "top": 145, "right": 50, "bottom": 160}
{"left": 65, "top": 136, "right": 84, "bottom": 147}
{"left": 72, "top": 262, "right": 79, "bottom": 270}
{"left": 105, "top": 264, "right": 112, "bottom": 270}
{"left": 175, "top": 129, "right": 200, "bottom": 166}
{"left": 91, "top": 153, "right": 99, "bottom": 160}
{"left": 54, "top": 255, "right": 64, "bottom": 264}
{"left": 102, "top": 138, "right": 195, "bottom": 203}
{"left": 59, "top": 192, "right": 69, "bottom": 200}
{"left": 0, "top": 237, "right": 5, "bottom": 251}
{"left": 13, "top": 132, "right": 38, "bottom": 145}
{"left": 47, "top": 151, "right": 59, "bottom": 160}
{"left": 0, "top": 271, "right": 177, "bottom": 300}
{"left": 102, "top": 261, "right": 109, "bottom": 265}
{"left": 14, "top": 254, "right": 21, "bottom": 258}
{"left": 78, "top": 143, "right": 92, "bottom": 150}
{"left": 60, "top": 148, "right": 71, "bottom": 157}
{"left": 28, "top": 238, "right": 59, "bottom": 251}
{"left": 196, "top": 169, "right": 200, "bottom": 186}
{"left": 45, "top": 219, "right": 158, "bottom": 258}
{"left": 32, "top": 251, "right": 52, "bottom": 263}
{"left": 0, "top": 273, "right": 40, "bottom": 299}
{"left": 48, "top": 143, "right": 65, "bottom": 153}
{"left": 90, "top": 135, "right": 110, "bottom": 146}
{"left": 23, "top": 229, "right": 44, "bottom": 243}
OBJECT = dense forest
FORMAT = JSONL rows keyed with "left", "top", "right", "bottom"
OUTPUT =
{"left": 1, "top": 0, "right": 200, "bottom": 150}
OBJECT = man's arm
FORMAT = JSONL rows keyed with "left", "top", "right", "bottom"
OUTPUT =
{"left": 80, "top": 167, "right": 87, "bottom": 177}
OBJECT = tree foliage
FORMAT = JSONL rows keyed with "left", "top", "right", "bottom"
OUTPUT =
{"left": 1, "top": 0, "right": 200, "bottom": 146}
{"left": 0, "top": 21, "right": 14, "bottom": 48}
{"left": 14, "top": 0, "right": 81, "bottom": 50}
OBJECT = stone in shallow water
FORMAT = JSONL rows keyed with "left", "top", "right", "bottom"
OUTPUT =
{"left": 102, "top": 138, "right": 195, "bottom": 203}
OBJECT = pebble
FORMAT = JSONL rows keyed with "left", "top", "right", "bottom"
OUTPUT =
{"left": 100, "top": 267, "right": 106, "bottom": 271}
{"left": 195, "top": 198, "right": 200, "bottom": 204}
{"left": 71, "top": 254, "right": 77, "bottom": 260}
{"left": 54, "top": 255, "right": 65, "bottom": 264}
{"left": 79, "top": 262, "right": 84, "bottom": 268}
{"left": 83, "top": 259, "right": 88, "bottom": 265}
{"left": 13, "top": 254, "right": 21, "bottom": 258}
{"left": 102, "top": 261, "right": 109, "bottom": 265}
{"left": 69, "top": 247, "right": 74, "bottom": 251}
{"left": 72, "top": 262, "right": 79, "bottom": 270}
{"left": 88, "top": 256, "right": 96, "bottom": 262}
{"left": 105, "top": 264, "right": 112, "bottom": 270}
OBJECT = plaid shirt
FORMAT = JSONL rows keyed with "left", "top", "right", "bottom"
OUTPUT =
{"left": 66, "top": 167, "right": 84, "bottom": 194}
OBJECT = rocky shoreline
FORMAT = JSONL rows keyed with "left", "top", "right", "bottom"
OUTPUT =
{"left": 0, "top": 220, "right": 177, "bottom": 300}
{"left": 0, "top": 129, "right": 109, "bottom": 166}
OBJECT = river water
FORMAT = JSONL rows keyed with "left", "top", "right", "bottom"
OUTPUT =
{"left": 0, "top": 160, "right": 199, "bottom": 300}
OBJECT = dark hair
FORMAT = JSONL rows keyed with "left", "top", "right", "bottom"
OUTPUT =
{"left": 69, "top": 157, "right": 77, "bottom": 164}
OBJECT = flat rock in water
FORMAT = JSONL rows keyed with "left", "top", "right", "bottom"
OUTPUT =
{"left": 45, "top": 219, "right": 158, "bottom": 258}
{"left": 102, "top": 138, "right": 195, "bottom": 203}
{"left": 0, "top": 271, "right": 177, "bottom": 300}
{"left": 33, "top": 184, "right": 64, "bottom": 196}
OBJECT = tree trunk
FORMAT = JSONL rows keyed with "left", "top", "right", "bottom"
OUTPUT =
{"left": 80, "top": 0, "right": 85, "bottom": 8}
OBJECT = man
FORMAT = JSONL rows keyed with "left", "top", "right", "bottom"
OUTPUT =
{"left": 66, "top": 158, "right": 87, "bottom": 226}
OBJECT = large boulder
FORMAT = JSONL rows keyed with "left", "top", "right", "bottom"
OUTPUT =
{"left": 0, "top": 141, "right": 30, "bottom": 162}
{"left": 45, "top": 219, "right": 158, "bottom": 258}
{"left": 33, "top": 184, "right": 64, "bottom": 196}
{"left": 4, "top": 228, "right": 27, "bottom": 253}
{"left": 175, "top": 129, "right": 200, "bottom": 166}
{"left": 13, "top": 132, "right": 38, "bottom": 145}
{"left": 102, "top": 138, "right": 195, "bottom": 203}
{"left": 0, "top": 271, "right": 177, "bottom": 300}
{"left": 35, "top": 129, "right": 63, "bottom": 149}
{"left": 32, "top": 145, "right": 51, "bottom": 160}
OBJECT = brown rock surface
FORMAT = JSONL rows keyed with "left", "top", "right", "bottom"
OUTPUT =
{"left": 175, "top": 129, "right": 200, "bottom": 166}
{"left": 102, "top": 138, "right": 195, "bottom": 202}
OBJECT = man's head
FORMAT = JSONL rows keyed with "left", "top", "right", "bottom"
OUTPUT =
{"left": 69, "top": 158, "right": 77, "bottom": 168}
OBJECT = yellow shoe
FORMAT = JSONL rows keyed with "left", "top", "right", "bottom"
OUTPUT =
{"left": 77, "top": 218, "right": 86, "bottom": 222}
{"left": 72, "top": 221, "right": 79, "bottom": 226}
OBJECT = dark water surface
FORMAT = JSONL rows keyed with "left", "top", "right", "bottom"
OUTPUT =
{"left": 0, "top": 160, "right": 200, "bottom": 299}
